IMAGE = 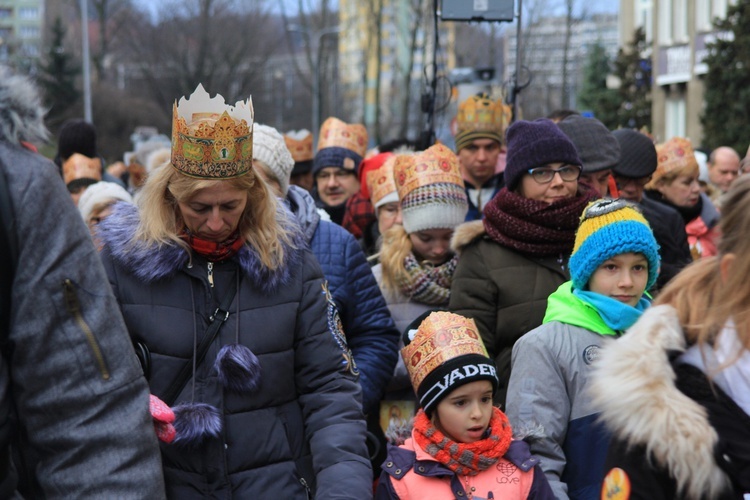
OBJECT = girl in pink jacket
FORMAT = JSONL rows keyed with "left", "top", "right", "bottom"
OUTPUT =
{"left": 375, "top": 311, "right": 554, "bottom": 500}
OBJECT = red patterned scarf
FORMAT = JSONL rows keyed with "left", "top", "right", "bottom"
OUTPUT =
{"left": 413, "top": 407, "right": 513, "bottom": 476}
{"left": 483, "top": 187, "right": 596, "bottom": 257}
{"left": 180, "top": 229, "right": 245, "bottom": 262}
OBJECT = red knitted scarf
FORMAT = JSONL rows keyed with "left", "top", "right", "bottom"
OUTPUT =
{"left": 483, "top": 187, "right": 596, "bottom": 257}
{"left": 413, "top": 407, "right": 512, "bottom": 476}
{"left": 180, "top": 229, "right": 245, "bottom": 262}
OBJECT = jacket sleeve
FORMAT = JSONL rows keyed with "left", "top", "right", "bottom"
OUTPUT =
{"left": 448, "top": 241, "right": 499, "bottom": 359}
{"left": 294, "top": 250, "right": 373, "bottom": 499}
{"left": 505, "top": 328, "right": 570, "bottom": 500}
{"left": 601, "top": 437, "right": 675, "bottom": 500}
{"left": 338, "top": 232, "right": 400, "bottom": 415}
{"left": 6, "top": 156, "right": 166, "bottom": 498}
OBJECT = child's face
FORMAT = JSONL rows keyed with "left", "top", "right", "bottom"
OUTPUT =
{"left": 588, "top": 252, "right": 649, "bottom": 307}
{"left": 434, "top": 380, "right": 494, "bottom": 443}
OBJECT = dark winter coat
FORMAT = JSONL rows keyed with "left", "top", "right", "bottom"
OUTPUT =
{"left": 448, "top": 221, "right": 569, "bottom": 406}
{"left": 97, "top": 202, "right": 372, "bottom": 499}
{"left": 464, "top": 172, "right": 504, "bottom": 221}
{"left": 287, "top": 186, "right": 399, "bottom": 414}
{"left": 0, "top": 142, "right": 165, "bottom": 498}
{"left": 638, "top": 195, "right": 692, "bottom": 290}
{"left": 591, "top": 305, "right": 750, "bottom": 500}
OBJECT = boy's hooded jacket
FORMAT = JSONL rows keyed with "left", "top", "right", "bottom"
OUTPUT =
{"left": 505, "top": 283, "right": 617, "bottom": 499}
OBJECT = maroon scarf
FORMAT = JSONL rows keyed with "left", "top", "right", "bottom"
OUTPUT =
{"left": 413, "top": 407, "right": 513, "bottom": 476}
{"left": 483, "top": 187, "right": 596, "bottom": 257}
{"left": 180, "top": 229, "right": 245, "bottom": 262}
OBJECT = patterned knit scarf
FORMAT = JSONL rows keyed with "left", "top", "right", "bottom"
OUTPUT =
{"left": 483, "top": 187, "right": 596, "bottom": 257}
{"left": 397, "top": 253, "right": 458, "bottom": 306}
{"left": 413, "top": 407, "right": 512, "bottom": 476}
{"left": 180, "top": 229, "right": 245, "bottom": 262}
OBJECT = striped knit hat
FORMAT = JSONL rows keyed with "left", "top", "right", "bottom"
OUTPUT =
{"left": 394, "top": 144, "right": 468, "bottom": 233}
{"left": 569, "top": 198, "right": 660, "bottom": 291}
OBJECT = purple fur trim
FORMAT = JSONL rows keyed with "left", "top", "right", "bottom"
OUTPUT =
{"left": 98, "top": 202, "right": 305, "bottom": 292}
{"left": 172, "top": 402, "right": 222, "bottom": 447}
{"left": 214, "top": 343, "right": 262, "bottom": 393}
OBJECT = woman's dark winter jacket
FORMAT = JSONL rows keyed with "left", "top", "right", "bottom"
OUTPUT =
{"left": 448, "top": 221, "right": 570, "bottom": 406}
{"left": 591, "top": 305, "right": 750, "bottom": 500}
{"left": 287, "top": 186, "right": 399, "bottom": 414}
{"left": 98, "top": 203, "right": 372, "bottom": 499}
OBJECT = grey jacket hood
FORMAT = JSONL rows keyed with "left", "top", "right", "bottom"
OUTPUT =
{"left": 286, "top": 185, "right": 320, "bottom": 244}
{"left": 0, "top": 65, "right": 48, "bottom": 145}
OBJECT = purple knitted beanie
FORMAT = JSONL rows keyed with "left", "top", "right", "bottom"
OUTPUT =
{"left": 504, "top": 118, "right": 582, "bottom": 191}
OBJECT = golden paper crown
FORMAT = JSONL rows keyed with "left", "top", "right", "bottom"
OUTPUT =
{"left": 394, "top": 143, "right": 464, "bottom": 201}
{"left": 284, "top": 130, "right": 314, "bottom": 163}
{"left": 366, "top": 155, "right": 398, "bottom": 206}
{"left": 171, "top": 84, "right": 254, "bottom": 179}
{"left": 63, "top": 153, "right": 102, "bottom": 184}
{"left": 401, "top": 311, "right": 489, "bottom": 392}
{"left": 317, "top": 117, "right": 368, "bottom": 157}
{"left": 651, "top": 137, "right": 699, "bottom": 186}
{"left": 456, "top": 94, "right": 510, "bottom": 136}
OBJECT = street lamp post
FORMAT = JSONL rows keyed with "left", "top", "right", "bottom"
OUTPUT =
{"left": 80, "top": 0, "right": 93, "bottom": 123}
{"left": 288, "top": 25, "right": 342, "bottom": 143}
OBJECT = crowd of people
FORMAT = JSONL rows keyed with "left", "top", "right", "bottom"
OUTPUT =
{"left": 1, "top": 61, "right": 749, "bottom": 500}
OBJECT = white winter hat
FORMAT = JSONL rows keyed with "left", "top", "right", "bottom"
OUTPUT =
{"left": 252, "top": 123, "right": 295, "bottom": 195}
{"left": 78, "top": 181, "right": 133, "bottom": 223}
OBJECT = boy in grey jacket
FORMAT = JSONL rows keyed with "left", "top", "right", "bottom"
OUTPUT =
{"left": 505, "top": 199, "right": 660, "bottom": 500}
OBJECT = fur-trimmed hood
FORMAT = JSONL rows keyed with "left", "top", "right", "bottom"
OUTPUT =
{"left": 98, "top": 202, "right": 304, "bottom": 294}
{"left": 589, "top": 304, "right": 731, "bottom": 499}
{"left": 450, "top": 219, "right": 486, "bottom": 254}
{"left": 0, "top": 65, "right": 49, "bottom": 145}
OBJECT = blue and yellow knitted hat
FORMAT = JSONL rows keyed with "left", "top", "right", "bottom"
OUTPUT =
{"left": 569, "top": 199, "right": 660, "bottom": 291}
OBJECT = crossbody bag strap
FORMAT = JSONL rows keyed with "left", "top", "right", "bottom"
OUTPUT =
{"left": 162, "top": 270, "right": 239, "bottom": 407}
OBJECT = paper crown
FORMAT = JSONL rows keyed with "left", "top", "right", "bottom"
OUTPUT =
{"left": 317, "top": 117, "right": 368, "bottom": 157}
{"left": 401, "top": 311, "right": 490, "bottom": 396}
{"left": 365, "top": 154, "right": 399, "bottom": 208}
{"left": 455, "top": 94, "right": 511, "bottom": 149}
{"left": 171, "top": 84, "right": 254, "bottom": 179}
{"left": 394, "top": 143, "right": 464, "bottom": 201}
{"left": 650, "top": 137, "right": 699, "bottom": 186}
{"left": 284, "top": 129, "right": 314, "bottom": 163}
{"left": 63, "top": 153, "right": 102, "bottom": 184}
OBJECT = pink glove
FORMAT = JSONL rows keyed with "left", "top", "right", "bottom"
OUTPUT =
{"left": 149, "top": 394, "right": 176, "bottom": 443}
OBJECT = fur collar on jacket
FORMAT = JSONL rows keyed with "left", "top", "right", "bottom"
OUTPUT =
{"left": 589, "top": 304, "right": 731, "bottom": 499}
{"left": 98, "top": 202, "right": 304, "bottom": 294}
{"left": 450, "top": 220, "right": 485, "bottom": 254}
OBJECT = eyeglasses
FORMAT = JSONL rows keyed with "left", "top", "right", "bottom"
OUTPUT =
{"left": 526, "top": 165, "right": 581, "bottom": 184}
{"left": 614, "top": 175, "right": 652, "bottom": 188}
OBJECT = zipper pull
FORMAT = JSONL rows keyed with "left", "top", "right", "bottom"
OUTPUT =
{"left": 207, "top": 262, "right": 214, "bottom": 288}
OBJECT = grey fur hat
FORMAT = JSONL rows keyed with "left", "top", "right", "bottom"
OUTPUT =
{"left": 0, "top": 65, "right": 49, "bottom": 146}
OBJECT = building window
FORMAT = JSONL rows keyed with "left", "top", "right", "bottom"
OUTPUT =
{"left": 19, "top": 26, "right": 39, "bottom": 39}
{"left": 658, "top": 0, "right": 673, "bottom": 44}
{"left": 18, "top": 7, "right": 39, "bottom": 19}
{"left": 674, "top": 0, "right": 688, "bottom": 42}
{"left": 665, "top": 95, "right": 686, "bottom": 139}
{"left": 713, "top": 0, "right": 729, "bottom": 20}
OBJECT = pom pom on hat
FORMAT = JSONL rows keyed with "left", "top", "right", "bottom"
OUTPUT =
{"left": 78, "top": 181, "right": 134, "bottom": 222}
{"left": 503, "top": 119, "right": 582, "bottom": 191}
{"left": 569, "top": 198, "right": 660, "bottom": 291}
{"left": 253, "top": 123, "right": 295, "bottom": 195}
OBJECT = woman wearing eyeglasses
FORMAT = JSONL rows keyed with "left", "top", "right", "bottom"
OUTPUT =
{"left": 449, "top": 118, "right": 597, "bottom": 406}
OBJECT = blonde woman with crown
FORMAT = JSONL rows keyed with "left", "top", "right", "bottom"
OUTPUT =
{"left": 96, "top": 85, "right": 371, "bottom": 498}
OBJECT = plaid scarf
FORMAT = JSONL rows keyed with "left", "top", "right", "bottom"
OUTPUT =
{"left": 413, "top": 407, "right": 512, "bottom": 476}
{"left": 180, "top": 229, "right": 245, "bottom": 262}
{"left": 483, "top": 187, "right": 596, "bottom": 257}
{"left": 342, "top": 192, "right": 376, "bottom": 238}
{"left": 397, "top": 253, "right": 458, "bottom": 306}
